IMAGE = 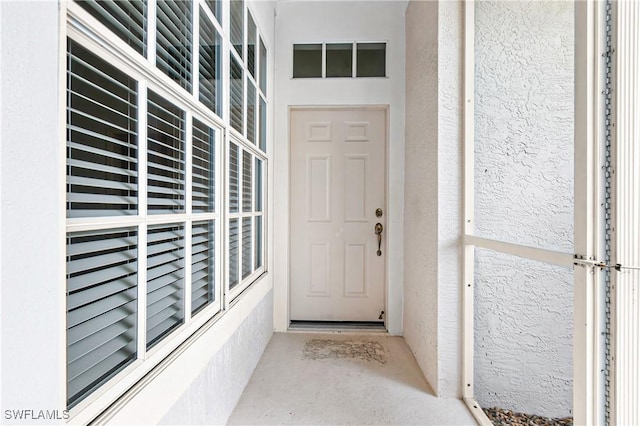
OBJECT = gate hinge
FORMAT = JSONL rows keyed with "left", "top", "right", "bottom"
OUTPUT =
{"left": 574, "top": 254, "right": 640, "bottom": 271}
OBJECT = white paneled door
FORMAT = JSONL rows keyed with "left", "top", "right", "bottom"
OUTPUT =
{"left": 290, "top": 108, "right": 386, "bottom": 322}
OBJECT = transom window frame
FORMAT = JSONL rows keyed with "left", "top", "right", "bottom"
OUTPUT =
{"left": 291, "top": 41, "right": 388, "bottom": 79}
{"left": 64, "top": 0, "right": 269, "bottom": 421}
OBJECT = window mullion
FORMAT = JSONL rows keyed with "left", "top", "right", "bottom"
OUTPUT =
{"left": 184, "top": 112, "right": 193, "bottom": 323}
{"left": 147, "top": 0, "right": 157, "bottom": 66}
{"left": 322, "top": 42, "right": 327, "bottom": 78}
{"left": 192, "top": 4, "right": 200, "bottom": 100}
{"left": 137, "top": 80, "right": 149, "bottom": 359}
{"left": 352, "top": 41, "right": 357, "bottom": 78}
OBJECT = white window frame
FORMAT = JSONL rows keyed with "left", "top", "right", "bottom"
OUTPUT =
{"left": 64, "top": 0, "right": 269, "bottom": 422}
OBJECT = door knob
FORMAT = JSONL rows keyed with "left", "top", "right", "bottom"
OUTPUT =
{"left": 374, "top": 223, "right": 383, "bottom": 256}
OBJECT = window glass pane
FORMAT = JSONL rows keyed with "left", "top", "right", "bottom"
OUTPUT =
{"left": 247, "top": 12, "right": 257, "bottom": 78}
{"left": 146, "top": 224, "right": 185, "bottom": 349}
{"left": 259, "top": 38, "right": 267, "bottom": 94}
{"left": 78, "top": 0, "right": 147, "bottom": 55}
{"left": 242, "top": 217, "right": 252, "bottom": 279}
{"left": 199, "top": 8, "right": 222, "bottom": 116}
{"left": 229, "top": 143, "right": 240, "bottom": 213}
{"left": 230, "top": 53, "right": 244, "bottom": 134}
{"left": 66, "top": 228, "right": 138, "bottom": 408}
{"left": 147, "top": 91, "right": 186, "bottom": 214}
{"left": 192, "top": 118, "right": 215, "bottom": 212}
{"left": 242, "top": 150, "right": 252, "bottom": 212}
{"left": 205, "top": 0, "right": 221, "bottom": 23}
{"left": 293, "top": 44, "right": 322, "bottom": 78}
{"left": 255, "top": 216, "right": 262, "bottom": 269}
{"left": 255, "top": 158, "right": 262, "bottom": 212}
{"left": 259, "top": 96, "right": 267, "bottom": 152}
{"left": 67, "top": 40, "right": 138, "bottom": 218}
{"left": 356, "top": 43, "right": 386, "bottom": 77}
{"left": 229, "top": 218, "right": 239, "bottom": 288}
{"left": 230, "top": 0, "right": 244, "bottom": 58}
{"left": 192, "top": 220, "right": 215, "bottom": 315}
{"left": 246, "top": 79, "right": 256, "bottom": 144}
{"left": 156, "top": 0, "right": 192, "bottom": 91}
{"left": 326, "top": 43, "right": 352, "bottom": 78}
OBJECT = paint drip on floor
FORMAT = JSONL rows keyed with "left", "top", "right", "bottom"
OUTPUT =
{"left": 302, "top": 339, "right": 387, "bottom": 364}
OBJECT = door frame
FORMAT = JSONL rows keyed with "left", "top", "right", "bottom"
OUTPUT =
{"left": 281, "top": 104, "right": 393, "bottom": 330}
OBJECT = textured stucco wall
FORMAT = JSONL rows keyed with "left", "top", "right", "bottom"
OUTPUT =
{"left": 404, "top": 0, "right": 439, "bottom": 394}
{"left": 404, "top": 0, "right": 463, "bottom": 398}
{"left": 160, "top": 290, "right": 274, "bottom": 425}
{"left": 473, "top": 0, "right": 574, "bottom": 417}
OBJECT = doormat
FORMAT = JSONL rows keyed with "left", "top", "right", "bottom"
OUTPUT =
{"left": 303, "top": 338, "right": 387, "bottom": 364}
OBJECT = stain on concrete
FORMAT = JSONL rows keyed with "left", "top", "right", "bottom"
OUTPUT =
{"left": 303, "top": 339, "right": 387, "bottom": 364}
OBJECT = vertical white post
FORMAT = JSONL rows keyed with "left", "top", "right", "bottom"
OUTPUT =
{"left": 137, "top": 81, "right": 149, "bottom": 359}
{"left": 574, "top": 1, "right": 598, "bottom": 424}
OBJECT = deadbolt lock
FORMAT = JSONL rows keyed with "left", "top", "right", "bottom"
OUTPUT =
{"left": 375, "top": 208, "right": 383, "bottom": 218}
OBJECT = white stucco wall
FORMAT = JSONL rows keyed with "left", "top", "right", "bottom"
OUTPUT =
{"left": 473, "top": 0, "right": 574, "bottom": 417}
{"left": 1, "top": 3, "right": 66, "bottom": 422}
{"left": 160, "top": 290, "right": 274, "bottom": 425}
{"left": 404, "top": 0, "right": 463, "bottom": 398}
{"left": 273, "top": 0, "right": 406, "bottom": 335}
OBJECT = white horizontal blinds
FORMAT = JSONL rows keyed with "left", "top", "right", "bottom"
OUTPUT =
{"left": 156, "top": 0, "right": 192, "bottom": 92}
{"left": 230, "top": 0, "right": 243, "bottom": 58}
{"left": 147, "top": 90, "right": 186, "bottom": 214}
{"left": 254, "top": 216, "right": 262, "bottom": 269}
{"left": 259, "top": 97, "right": 266, "bottom": 152}
{"left": 191, "top": 220, "right": 215, "bottom": 314}
{"left": 247, "top": 12, "right": 256, "bottom": 78}
{"left": 66, "top": 228, "right": 138, "bottom": 408}
{"left": 242, "top": 217, "right": 252, "bottom": 279}
{"left": 246, "top": 79, "right": 256, "bottom": 144}
{"left": 230, "top": 54, "right": 244, "bottom": 134}
{"left": 229, "top": 218, "right": 239, "bottom": 288}
{"left": 242, "top": 149, "right": 252, "bottom": 211}
{"left": 67, "top": 40, "right": 138, "bottom": 218}
{"left": 205, "top": 0, "right": 221, "bottom": 24}
{"left": 146, "top": 224, "right": 185, "bottom": 349}
{"left": 259, "top": 38, "right": 267, "bottom": 94}
{"left": 192, "top": 118, "right": 215, "bottom": 212}
{"left": 77, "top": 0, "right": 147, "bottom": 56}
{"left": 229, "top": 142, "right": 240, "bottom": 212}
{"left": 198, "top": 8, "right": 222, "bottom": 116}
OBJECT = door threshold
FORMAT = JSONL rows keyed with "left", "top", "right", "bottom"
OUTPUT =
{"left": 289, "top": 320, "right": 386, "bottom": 332}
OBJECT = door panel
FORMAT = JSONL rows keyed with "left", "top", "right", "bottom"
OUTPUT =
{"left": 290, "top": 108, "right": 386, "bottom": 322}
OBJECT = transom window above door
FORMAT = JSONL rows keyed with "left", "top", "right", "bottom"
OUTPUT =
{"left": 292, "top": 42, "right": 386, "bottom": 78}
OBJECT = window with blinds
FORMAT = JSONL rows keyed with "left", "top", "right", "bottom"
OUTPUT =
{"left": 147, "top": 90, "right": 186, "bottom": 214}
{"left": 67, "top": 40, "right": 138, "bottom": 218}
{"left": 66, "top": 0, "right": 268, "bottom": 411}
{"left": 77, "top": 0, "right": 147, "bottom": 56}
{"left": 247, "top": 12, "right": 256, "bottom": 78}
{"left": 199, "top": 8, "right": 222, "bottom": 116}
{"left": 246, "top": 79, "right": 256, "bottom": 144}
{"left": 192, "top": 118, "right": 215, "bottom": 212}
{"left": 66, "top": 228, "right": 138, "bottom": 408}
{"left": 156, "top": 0, "right": 192, "bottom": 92}
{"left": 230, "top": 0, "right": 243, "bottom": 58}
{"left": 229, "top": 218, "right": 239, "bottom": 288}
{"left": 230, "top": 54, "right": 244, "bottom": 134}
{"left": 146, "top": 224, "right": 185, "bottom": 349}
{"left": 192, "top": 221, "right": 215, "bottom": 314}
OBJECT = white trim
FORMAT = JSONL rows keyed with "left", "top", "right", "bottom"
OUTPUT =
{"left": 464, "top": 235, "right": 575, "bottom": 268}
{"left": 462, "top": 0, "right": 475, "bottom": 401}
{"left": 463, "top": 397, "right": 493, "bottom": 426}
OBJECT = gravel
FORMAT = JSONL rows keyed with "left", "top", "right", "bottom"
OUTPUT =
{"left": 483, "top": 407, "right": 573, "bottom": 426}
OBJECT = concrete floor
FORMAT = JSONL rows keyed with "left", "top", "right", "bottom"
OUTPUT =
{"left": 228, "top": 332, "right": 477, "bottom": 425}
